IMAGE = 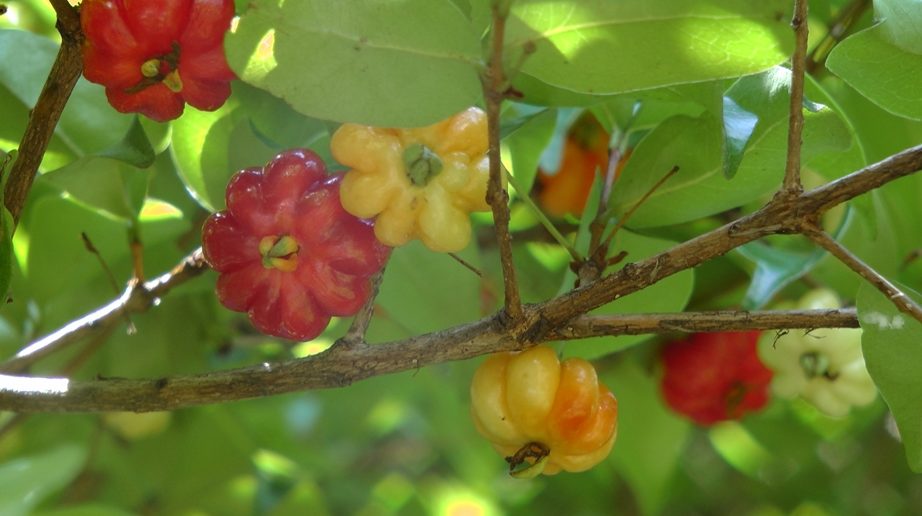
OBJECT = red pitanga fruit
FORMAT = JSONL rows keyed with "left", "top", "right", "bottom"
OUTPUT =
{"left": 81, "top": 0, "right": 236, "bottom": 122}
{"left": 660, "top": 332, "right": 773, "bottom": 425}
{"left": 202, "top": 149, "right": 390, "bottom": 341}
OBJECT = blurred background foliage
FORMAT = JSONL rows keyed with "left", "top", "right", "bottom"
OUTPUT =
{"left": 1, "top": 0, "right": 922, "bottom": 514}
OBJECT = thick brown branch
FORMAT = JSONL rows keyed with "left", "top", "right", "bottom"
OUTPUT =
{"left": 529, "top": 144, "right": 922, "bottom": 337}
{"left": 0, "top": 309, "right": 861, "bottom": 413}
{"left": 804, "top": 227, "right": 922, "bottom": 324}
{"left": 4, "top": 2, "right": 83, "bottom": 224}
{"left": 782, "top": 0, "right": 809, "bottom": 194}
{"left": 550, "top": 308, "right": 858, "bottom": 339}
{"left": 482, "top": 1, "right": 522, "bottom": 322}
{"left": 0, "top": 249, "right": 208, "bottom": 373}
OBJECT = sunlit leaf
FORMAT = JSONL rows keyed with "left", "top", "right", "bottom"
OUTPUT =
{"left": 827, "top": 25, "right": 922, "bottom": 121}
{"left": 507, "top": 0, "right": 792, "bottom": 95}
{"left": 226, "top": 0, "right": 482, "bottom": 126}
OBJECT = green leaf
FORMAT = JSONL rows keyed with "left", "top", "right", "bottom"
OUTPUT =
{"left": 369, "top": 241, "right": 481, "bottom": 339}
{"left": 171, "top": 103, "right": 240, "bottom": 212}
{"left": 737, "top": 242, "right": 825, "bottom": 310}
{"left": 873, "top": 0, "right": 922, "bottom": 55}
{"left": 502, "top": 106, "right": 557, "bottom": 193}
{"left": 41, "top": 157, "right": 149, "bottom": 220}
{"left": 721, "top": 95, "right": 759, "bottom": 179}
{"left": 827, "top": 25, "right": 922, "bottom": 121}
{"left": 34, "top": 506, "right": 136, "bottom": 516}
{"left": 857, "top": 282, "right": 922, "bottom": 472}
{"left": 97, "top": 117, "right": 156, "bottom": 168}
{"left": 607, "top": 358, "right": 690, "bottom": 516}
{"left": 611, "top": 67, "right": 857, "bottom": 228}
{"left": 0, "top": 444, "right": 87, "bottom": 516}
{"left": 226, "top": 0, "right": 482, "bottom": 126}
{"left": 0, "top": 29, "right": 133, "bottom": 157}
{"left": 235, "top": 82, "right": 331, "bottom": 150}
{"left": 26, "top": 196, "right": 128, "bottom": 304}
{"left": 39, "top": 117, "right": 155, "bottom": 221}
{"left": 506, "top": 0, "right": 792, "bottom": 95}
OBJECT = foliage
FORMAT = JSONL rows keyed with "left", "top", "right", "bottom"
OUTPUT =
{"left": 1, "top": 0, "right": 922, "bottom": 514}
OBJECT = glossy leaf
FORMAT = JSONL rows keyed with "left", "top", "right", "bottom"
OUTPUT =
{"left": 857, "top": 282, "right": 922, "bottom": 472}
{"left": 827, "top": 25, "right": 922, "bottom": 121}
{"left": 226, "top": 0, "right": 481, "bottom": 126}
{"left": 507, "top": 0, "right": 792, "bottom": 95}
{"left": 722, "top": 95, "right": 759, "bottom": 179}
{"left": 41, "top": 157, "right": 148, "bottom": 220}
{"left": 171, "top": 103, "right": 240, "bottom": 212}
{"left": 610, "top": 67, "right": 858, "bottom": 228}
{"left": 874, "top": 0, "right": 922, "bottom": 55}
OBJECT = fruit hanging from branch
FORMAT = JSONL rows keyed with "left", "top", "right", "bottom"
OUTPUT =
{"left": 470, "top": 345, "right": 618, "bottom": 477}
{"left": 202, "top": 149, "right": 390, "bottom": 341}
{"left": 81, "top": 0, "right": 236, "bottom": 122}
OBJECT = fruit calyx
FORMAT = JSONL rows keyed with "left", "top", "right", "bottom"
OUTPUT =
{"left": 799, "top": 351, "right": 839, "bottom": 380}
{"left": 506, "top": 441, "right": 550, "bottom": 478}
{"left": 259, "top": 235, "right": 300, "bottom": 272}
{"left": 127, "top": 42, "right": 182, "bottom": 94}
{"left": 403, "top": 143, "right": 443, "bottom": 186}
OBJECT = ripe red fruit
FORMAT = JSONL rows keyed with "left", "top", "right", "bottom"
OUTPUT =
{"left": 202, "top": 149, "right": 390, "bottom": 341}
{"left": 660, "top": 332, "right": 773, "bottom": 425}
{"left": 81, "top": 0, "right": 236, "bottom": 122}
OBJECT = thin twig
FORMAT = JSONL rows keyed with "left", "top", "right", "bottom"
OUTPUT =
{"left": 4, "top": 1, "right": 83, "bottom": 224}
{"left": 599, "top": 166, "right": 679, "bottom": 252}
{"left": 505, "top": 168, "right": 580, "bottom": 261}
{"left": 82, "top": 232, "right": 137, "bottom": 334}
{"left": 339, "top": 268, "right": 387, "bottom": 346}
{"left": 782, "top": 0, "right": 810, "bottom": 194}
{"left": 481, "top": 0, "right": 523, "bottom": 322}
{"left": 448, "top": 253, "right": 483, "bottom": 278}
{"left": 804, "top": 226, "right": 922, "bottom": 324}
{"left": 0, "top": 249, "right": 208, "bottom": 373}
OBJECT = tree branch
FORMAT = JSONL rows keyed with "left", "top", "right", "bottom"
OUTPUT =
{"left": 549, "top": 308, "right": 858, "bottom": 339}
{"left": 782, "top": 0, "right": 809, "bottom": 195}
{"left": 0, "top": 309, "right": 861, "bottom": 413}
{"left": 804, "top": 226, "right": 922, "bottom": 324}
{"left": 0, "top": 249, "right": 208, "bottom": 373}
{"left": 4, "top": 1, "right": 83, "bottom": 224}
{"left": 1, "top": 142, "right": 919, "bottom": 412}
{"left": 481, "top": 0, "right": 523, "bottom": 322}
